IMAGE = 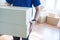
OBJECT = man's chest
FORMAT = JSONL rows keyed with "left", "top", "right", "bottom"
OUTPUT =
{"left": 13, "top": 0, "right": 32, "bottom": 3}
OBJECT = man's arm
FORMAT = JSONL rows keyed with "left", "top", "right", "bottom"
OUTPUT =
{"left": 34, "top": 6, "right": 40, "bottom": 21}
{"left": 31, "top": 0, "right": 41, "bottom": 22}
{"left": 34, "top": 6, "right": 44, "bottom": 21}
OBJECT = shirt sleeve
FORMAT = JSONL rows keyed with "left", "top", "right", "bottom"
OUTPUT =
{"left": 32, "top": 0, "right": 41, "bottom": 7}
{"left": 6, "top": 0, "right": 13, "bottom": 4}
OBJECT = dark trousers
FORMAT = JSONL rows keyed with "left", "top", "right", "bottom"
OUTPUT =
{"left": 13, "top": 36, "right": 20, "bottom": 40}
{"left": 13, "top": 36, "right": 28, "bottom": 40}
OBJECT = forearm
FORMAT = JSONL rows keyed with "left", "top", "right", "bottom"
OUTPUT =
{"left": 34, "top": 6, "right": 44, "bottom": 20}
{"left": 34, "top": 7, "right": 40, "bottom": 20}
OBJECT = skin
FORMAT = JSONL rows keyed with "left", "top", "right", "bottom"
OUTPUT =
{"left": 34, "top": 6, "right": 40, "bottom": 21}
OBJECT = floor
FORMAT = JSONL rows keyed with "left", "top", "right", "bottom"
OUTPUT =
{"left": 29, "top": 23, "right": 60, "bottom": 40}
{"left": 0, "top": 23, "right": 60, "bottom": 40}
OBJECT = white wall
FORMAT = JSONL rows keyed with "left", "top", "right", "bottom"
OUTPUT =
{"left": 40, "top": 0, "right": 46, "bottom": 6}
{"left": 0, "top": 0, "right": 6, "bottom": 3}
{"left": 40, "top": 0, "right": 60, "bottom": 17}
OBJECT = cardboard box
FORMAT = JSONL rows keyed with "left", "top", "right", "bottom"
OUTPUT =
{"left": 37, "top": 16, "right": 47, "bottom": 23}
{"left": 47, "top": 16, "right": 59, "bottom": 26}
{"left": 48, "top": 13, "right": 55, "bottom": 17}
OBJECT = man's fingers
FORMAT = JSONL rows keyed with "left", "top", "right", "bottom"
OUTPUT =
{"left": 29, "top": 20, "right": 36, "bottom": 24}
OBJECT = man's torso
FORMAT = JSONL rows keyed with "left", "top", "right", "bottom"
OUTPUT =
{"left": 12, "top": 0, "right": 32, "bottom": 7}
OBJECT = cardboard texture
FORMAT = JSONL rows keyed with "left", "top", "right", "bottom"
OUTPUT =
{"left": 37, "top": 16, "right": 47, "bottom": 24}
{"left": 46, "top": 16, "right": 59, "bottom": 26}
{"left": 48, "top": 13, "right": 55, "bottom": 17}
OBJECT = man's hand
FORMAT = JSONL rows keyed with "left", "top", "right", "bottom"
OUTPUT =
{"left": 29, "top": 19, "right": 37, "bottom": 35}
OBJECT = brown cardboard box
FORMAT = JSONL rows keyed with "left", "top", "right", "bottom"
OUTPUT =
{"left": 46, "top": 16, "right": 59, "bottom": 26}
{"left": 37, "top": 16, "right": 47, "bottom": 23}
{"left": 48, "top": 13, "right": 55, "bottom": 17}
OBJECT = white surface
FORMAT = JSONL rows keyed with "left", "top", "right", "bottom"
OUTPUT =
{"left": 0, "top": 0, "right": 6, "bottom": 3}
{"left": 0, "top": 6, "right": 32, "bottom": 10}
{"left": 57, "top": 20, "right": 60, "bottom": 27}
{"left": 0, "top": 6, "right": 32, "bottom": 38}
{"left": 29, "top": 23, "right": 59, "bottom": 40}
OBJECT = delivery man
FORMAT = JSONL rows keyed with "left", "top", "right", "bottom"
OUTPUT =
{"left": 5, "top": 0, "right": 42, "bottom": 40}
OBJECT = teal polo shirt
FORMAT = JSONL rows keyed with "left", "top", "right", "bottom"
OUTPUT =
{"left": 6, "top": 0, "right": 41, "bottom": 7}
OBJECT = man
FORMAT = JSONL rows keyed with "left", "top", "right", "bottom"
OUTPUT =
{"left": 5, "top": 0, "right": 42, "bottom": 40}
